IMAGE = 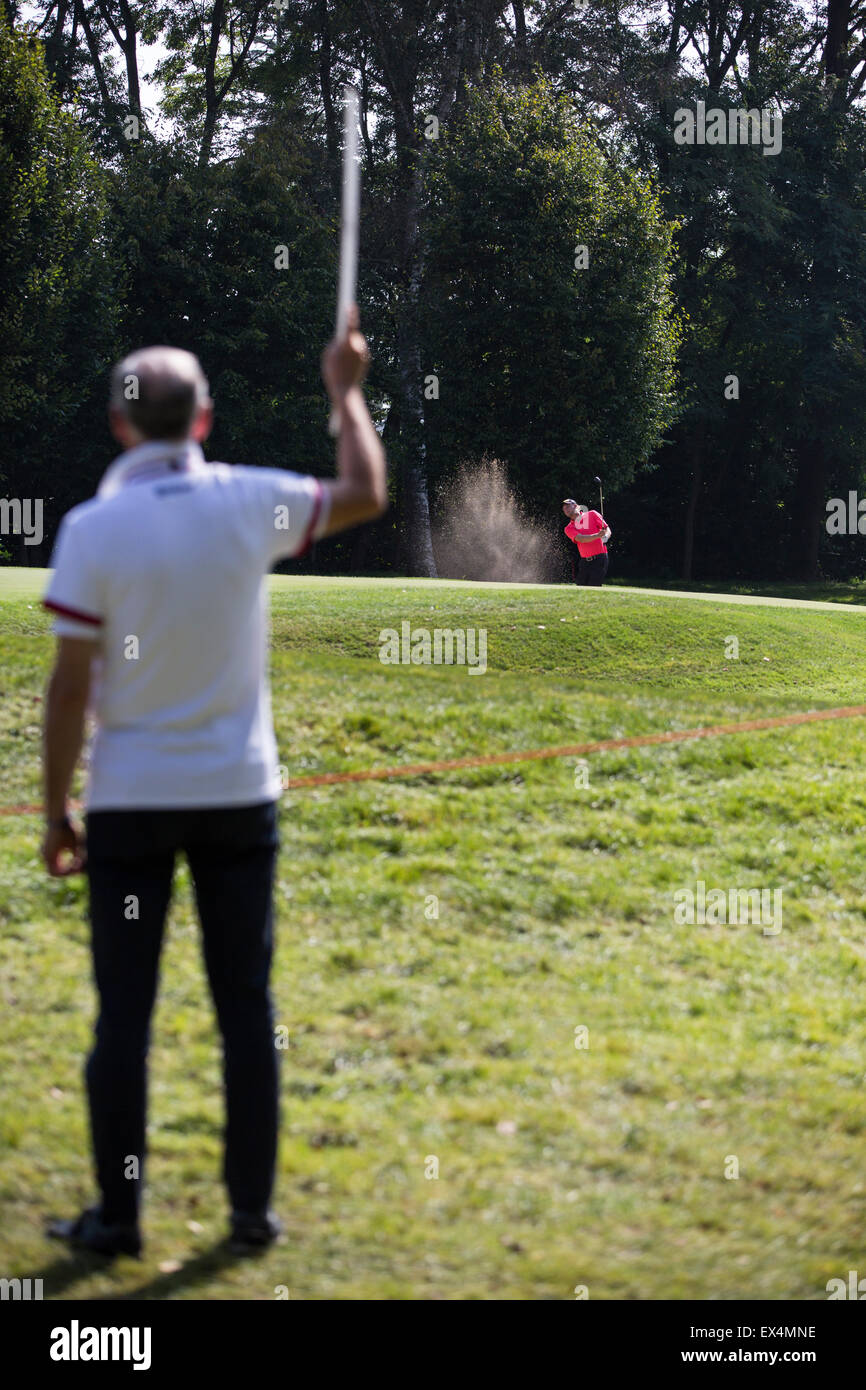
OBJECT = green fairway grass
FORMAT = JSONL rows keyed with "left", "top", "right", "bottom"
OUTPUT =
{"left": 1, "top": 569, "right": 864, "bottom": 1299}
{"left": 609, "top": 575, "right": 866, "bottom": 608}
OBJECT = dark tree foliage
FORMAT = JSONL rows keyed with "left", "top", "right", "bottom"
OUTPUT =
{"left": 422, "top": 76, "right": 680, "bottom": 522}
{"left": 0, "top": 9, "right": 122, "bottom": 563}
{"left": 4, "top": 1, "right": 866, "bottom": 582}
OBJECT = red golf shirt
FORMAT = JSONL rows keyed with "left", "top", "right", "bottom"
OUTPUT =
{"left": 565, "top": 509, "right": 607, "bottom": 558}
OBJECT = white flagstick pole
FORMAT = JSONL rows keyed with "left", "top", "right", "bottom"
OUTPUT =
{"left": 329, "top": 83, "right": 361, "bottom": 436}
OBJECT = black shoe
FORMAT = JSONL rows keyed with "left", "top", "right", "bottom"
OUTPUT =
{"left": 228, "top": 1209, "right": 282, "bottom": 1253}
{"left": 47, "top": 1205, "right": 142, "bottom": 1257}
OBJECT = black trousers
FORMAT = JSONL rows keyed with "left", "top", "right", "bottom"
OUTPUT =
{"left": 84, "top": 800, "right": 279, "bottom": 1224}
{"left": 577, "top": 553, "right": 609, "bottom": 586}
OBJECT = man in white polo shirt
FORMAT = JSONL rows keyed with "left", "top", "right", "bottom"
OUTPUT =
{"left": 41, "top": 306, "right": 386, "bottom": 1256}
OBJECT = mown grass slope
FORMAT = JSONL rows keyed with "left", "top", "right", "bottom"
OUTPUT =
{"left": 1, "top": 570, "right": 864, "bottom": 1300}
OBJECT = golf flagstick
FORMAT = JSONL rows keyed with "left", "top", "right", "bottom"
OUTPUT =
{"left": 328, "top": 83, "right": 361, "bottom": 436}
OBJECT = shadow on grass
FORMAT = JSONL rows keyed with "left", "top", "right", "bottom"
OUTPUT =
{"left": 33, "top": 1241, "right": 252, "bottom": 1301}
{"left": 104, "top": 1242, "right": 251, "bottom": 1301}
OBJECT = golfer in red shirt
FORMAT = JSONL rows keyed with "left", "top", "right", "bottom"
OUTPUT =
{"left": 562, "top": 499, "right": 610, "bottom": 585}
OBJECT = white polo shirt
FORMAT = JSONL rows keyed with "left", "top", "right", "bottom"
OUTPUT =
{"left": 43, "top": 439, "right": 329, "bottom": 810}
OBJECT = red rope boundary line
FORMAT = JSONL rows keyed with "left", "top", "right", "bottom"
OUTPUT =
{"left": 3, "top": 704, "right": 864, "bottom": 814}
{"left": 286, "top": 704, "right": 866, "bottom": 786}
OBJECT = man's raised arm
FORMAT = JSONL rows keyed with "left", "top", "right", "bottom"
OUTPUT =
{"left": 319, "top": 304, "right": 387, "bottom": 536}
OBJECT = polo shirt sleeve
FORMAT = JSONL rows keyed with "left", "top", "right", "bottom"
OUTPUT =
{"left": 257, "top": 469, "right": 332, "bottom": 563}
{"left": 43, "top": 511, "right": 105, "bottom": 641}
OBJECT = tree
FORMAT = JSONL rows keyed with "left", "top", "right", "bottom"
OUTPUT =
{"left": 596, "top": 0, "right": 866, "bottom": 581}
{"left": 106, "top": 117, "right": 337, "bottom": 475}
{"left": 423, "top": 76, "right": 681, "bottom": 519}
{"left": 0, "top": 9, "right": 121, "bottom": 561}
{"left": 352, "top": 0, "right": 507, "bottom": 575}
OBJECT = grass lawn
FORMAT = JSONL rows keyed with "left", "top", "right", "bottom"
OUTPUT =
{"left": 609, "top": 575, "right": 866, "bottom": 607}
{"left": 1, "top": 568, "right": 865, "bottom": 1300}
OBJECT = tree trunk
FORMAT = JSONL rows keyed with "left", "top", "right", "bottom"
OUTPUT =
{"left": 75, "top": 0, "right": 123, "bottom": 149}
{"left": 825, "top": 0, "right": 850, "bottom": 79}
{"left": 198, "top": 0, "right": 224, "bottom": 168}
{"left": 681, "top": 424, "right": 705, "bottom": 582}
{"left": 791, "top": 438, "right": 827, "bottom": 580}
{"left": 116, "top": 0, "right": 142, "bottom": 118}
{"left": 358, "top": 46, "right": 374, "bottom": 166}
{"left": 198, "top": 3, "right": 265, "bottom": 168}
{"left": 41, "top": 0, "right": 74, "bottom": 97}
{"left": 395, "top": 225, "right": 437, "bottom": 575}
{"left": 358, "top": 0, "right": 478, "bottom": 576}
{"left": 512, "top": 1, "right": 528, "bottom": 72}
{"left": 317, "top": 0, "right": 339, "bottom": 169}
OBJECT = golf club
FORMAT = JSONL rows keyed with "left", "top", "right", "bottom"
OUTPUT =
{"left": 594, "top": 475, "right": 604, "bottom": 513}
{"left": 328, "top": 82, "right": 361, "bottom": 437}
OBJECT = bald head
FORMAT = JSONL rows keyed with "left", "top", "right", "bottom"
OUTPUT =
{"left": 110, "top": 346, "right": 211, "bottom": 442}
